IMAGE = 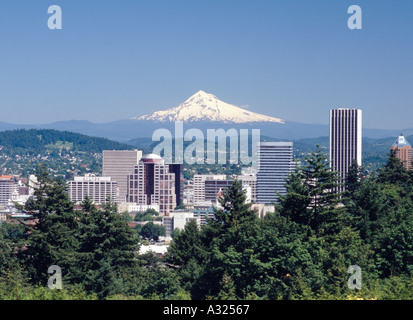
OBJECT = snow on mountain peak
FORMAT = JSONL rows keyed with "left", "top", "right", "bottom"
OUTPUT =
{"left": 133, "top": 91, "right": 284, "bottom": 124}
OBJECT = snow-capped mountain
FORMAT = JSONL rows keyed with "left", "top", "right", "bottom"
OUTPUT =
{"left": 133, "top": 90, "right": 284, "bottom": 124}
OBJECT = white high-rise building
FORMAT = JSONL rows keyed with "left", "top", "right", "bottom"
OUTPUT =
{"left": 256, "top": 142, "right": 294, "bottom": 204}
{"left": 102, "top": 150, "right": 142, "bottom": 203}
{"left": 238, "top": 173, "right": 257, "bottom": 203}
{"left": 329, "top": 109, "right": 362, "bottom": 189}
{"left": 67, "top": 174, "right": 119, "bottom": 204}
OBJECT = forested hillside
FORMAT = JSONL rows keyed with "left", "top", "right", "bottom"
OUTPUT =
{"left": 0, "top": 128, "right": 408, "bottom": 180}
{"left": 0, "top": 129, "right": 134, "bottom": 178}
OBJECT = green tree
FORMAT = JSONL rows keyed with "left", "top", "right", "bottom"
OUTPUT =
{"left": 199, "top": 180, "right": 262, "bottom": 299}
{"left": 275, "top": 165, "right": 311, "bottom": 228}
{"left": 166, "top": 220, "right": 206, "bottom": 295}
{"left": 346, "top": 177, "right": 388, "bottom": 240}
{"left": 138, "top": 252, "right": 184, "bottom": 299}
{"left": 278, "top": 145, "right": 347, "bottom": 237}
{"left": 20, "top": 164, "right": 80, "bottom": 286}
{"left": 217, "top": 273, "right": 237, "bottom": 300}
{"left": 139, "top": 222, "right": 165, "bottom": 241}
{"left": 378, "top": 149, "right": 410, "bottom": 186}
{"left": 275, "top": 147, "right": 375, "bottom": 297}
{"left": 76, "top": 197, "right": 141, "bottom": 298}
{"left": 134, "top": 208, "right": 159, "bottom": 222}
{"left": 374, "top": 204, "right": 413, "bottom": 277}
{"left": 166, "top": 219, "right": 204, "bottom": 266}
{"left": 345, "top": 159, "right": 365, "bottom": 194}
{"left": 0, "top": 227, "right": 13, "bottom": 276}
{"left": 254, "top": 211, "right": 313, "bottom": 299}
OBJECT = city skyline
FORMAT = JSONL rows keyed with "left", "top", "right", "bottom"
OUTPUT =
{"left": 0, "top": 1, "right": 412, "bottom": 130}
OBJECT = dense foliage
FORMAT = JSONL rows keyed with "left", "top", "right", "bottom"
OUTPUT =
{"left": 0, "top": 129, "right": 133, "bottom": 178}
{"left": 1, "top": 147, "right": 412, "bottom": 300}
{"left": 0, "top": 129, "right": 133, "bottom": 154}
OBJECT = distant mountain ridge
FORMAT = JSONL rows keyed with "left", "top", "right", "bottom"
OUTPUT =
{"left": 1, "top": 91, "right": 412, "bottom": 142}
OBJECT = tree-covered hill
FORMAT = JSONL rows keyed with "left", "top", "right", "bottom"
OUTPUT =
{"left": 0, "top": 129, "right": 134, "bottom": 178}
{"left": 0, "top": 129, "right": 133, "bottom": 154}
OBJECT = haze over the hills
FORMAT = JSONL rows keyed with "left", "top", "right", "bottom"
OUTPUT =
{"left": 0, "top": 90, "right": 412, "bottom": 142}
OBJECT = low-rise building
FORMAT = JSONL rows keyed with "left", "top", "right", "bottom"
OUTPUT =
{"left": 162, "top": 209, "right": 200, "bottom": 237}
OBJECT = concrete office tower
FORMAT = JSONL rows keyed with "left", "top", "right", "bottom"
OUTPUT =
{"left": 0, "top": 175, "right": 18, "bottom": 207}
{"left": 102, "top": 150, "right": 142, "bottom": 203}
{"left": 256, "top": 142, "right": 294, "bottom": 204}
{"left": 127, "top": 154, "right": 176, "bottom": 215}
{"left": 204, "top": 179, "right": 234, "bottom": 203}
{"left": 391, "top": 134, "right": 412, "bottom": 170}
{"left": 193, "top": 174, "right": 226, "bottom": 203}
{"left": 329, "top": 109, "right": 362, "bottom": 188}
{"left": 68, "top": 174, "right": 119, "bottom": 204}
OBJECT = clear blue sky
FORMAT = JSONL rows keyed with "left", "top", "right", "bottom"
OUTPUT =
{"left": 0, "top": 0, "right": 412, "bottom": 129}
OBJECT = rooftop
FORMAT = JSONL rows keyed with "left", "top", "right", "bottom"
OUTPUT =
{"left": 391, "top": 134, "right": 412, "bottom": 148}
{"left": 141, "top": 153, "right": 164, "bottom": 164}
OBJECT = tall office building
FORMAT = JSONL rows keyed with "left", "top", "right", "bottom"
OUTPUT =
{"left": 126, "top": 154, "right": 176, "bottom": 215}
{"left": 204, "top": 179, "right": 234, "bottom": 203}
{"left": 168, "top": 164, "right": 183, "bottom": 207}
{"left": 391, "top": 134, "right": 412, "bottom": 170}
{"left": 329, "top": 109, "right": 362, "bottom": 188}
{"left": 193, "top": 174, "right": 226, "bottom": 203}
{"left": 102, "top": 150, "right": 142, "bottom": 203}
{"left": 67, "top": 174, "right": 118, "bottom": 204}
{"left": 0, "top": 175, "right": 18, "bottom": 207}
{"left": 256, "top": 142, "right": 294, "bottom": 204}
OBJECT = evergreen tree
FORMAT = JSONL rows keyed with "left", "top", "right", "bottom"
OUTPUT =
{"left": 378, "top": 149, "right": 410, "bottom": 186}
{"left": 166, "top": 219, "right": 205, "bottom": 267}
{"left": 217, "top": 273, "right": 237, "bottom": 300}
{"left": 139, "top": 222, "right": 165, "bottom": 241}
{"left": 278, "top": 145, "right": 346, "bottom": 237}
{"left": 373, "top": 199, "right": 413, "bottom": 278}
{"left": 76, "top": 197, "right": 141, "bottom": 298}
{"left": 345, "top": 159, "right": 364, "bottom": 194}
{"left": 199, "top": 180, "right": 262, "bottom": 299}
{"left": 346, "top": 177, "right": 388, "bottom": 240}
{"left": 276, "top": 165, "right": 311, "bottom": 229}
{"left": 166, "top": 220, "right": 206, "bottom": 296}
{"left": 275, "top": 147, "right": 374, "bottom": 296}
{"left": 0, "top": 228, "right": 12, "bottom": 276}
{"left": 255, "top": 212, "right": 313, "bottom": 299}
{"left": 20, "top": 164, "right": 80, "bottom": 286}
